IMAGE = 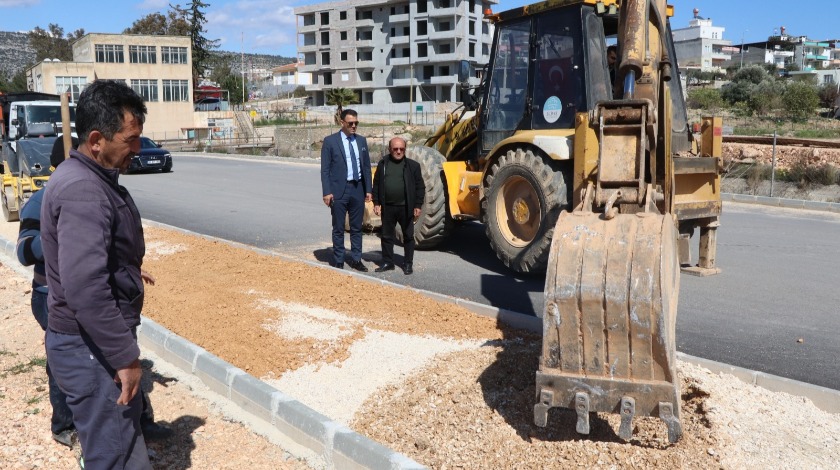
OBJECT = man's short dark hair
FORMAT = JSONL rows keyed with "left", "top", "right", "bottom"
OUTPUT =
{"left": 340, "top": 109, "right": 357, "bottom": 121}
{"left": 76, "top": 80, "right": 147, "bottom": 144}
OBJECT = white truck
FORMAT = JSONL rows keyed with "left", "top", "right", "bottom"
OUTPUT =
{"left": 1, "top": 92, "right": 76, "bottom": 221}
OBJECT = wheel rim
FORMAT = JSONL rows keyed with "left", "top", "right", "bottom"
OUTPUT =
{"left": 495, "top": 174, "right": 542, "bottom": 248}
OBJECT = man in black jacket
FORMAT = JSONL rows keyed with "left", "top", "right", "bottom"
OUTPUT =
{"left": 372, "top": 137, "right": 425, "bottom": 275}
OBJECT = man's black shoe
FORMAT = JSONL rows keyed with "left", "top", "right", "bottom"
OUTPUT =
{"left": 375, "top": 263, "right": 395, "bottom": 273}
{"left": 333, "top": 262, "right": 344, "bottom": 269}
{"left": 347, "top": 259, "right": 369, "bottom": 272}
{"left": 52, "top": 429, "right": 77, "bottom": 448}
{"left": 403, "top": 262, "right": 413, "bottom": 275}
{"left": 141, "top": 420, "right": 174, "bottom": 440}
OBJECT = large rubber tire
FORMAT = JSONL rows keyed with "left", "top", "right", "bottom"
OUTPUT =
{"left": 396, "top": 146, "right": 452, "bottom": 249}
{"left": 483, "top": 147, "right": 570, "bottom": 273}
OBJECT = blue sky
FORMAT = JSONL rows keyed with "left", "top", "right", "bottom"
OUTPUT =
{"left": 0, "top": 0, "right": 838, "bottom": 58}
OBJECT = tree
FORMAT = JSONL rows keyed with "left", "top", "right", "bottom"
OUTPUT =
{"left": 686, "top": 88, "right": 724, "bottom": 111}
{"left": 818, "top": 83, "right": 839, "bottom": 109}
{"left": 175, "top": 1, "right": 220, "bottom": 86}
{"left": 123, "top": 8, "right": 189, "bottom": 36}
{"left": 748, "top": 80, "right": 785, "bottom": 116}
{"left": 731, "top": 65, "right": 770, "bottom": 85}
{"left": 325, "top": 88, "right": 359, "bottom": 124}
{"left": 27, "top": 24, "right": 86, "bottom": 62}
{"left": 782, "top": 81, "right": 819, "bottom": 121}
{"left": 0, "top": 69, "right": 28, "bottom": 93}
{"left": 721, "top": 81, "right": 753, "bottom": 106}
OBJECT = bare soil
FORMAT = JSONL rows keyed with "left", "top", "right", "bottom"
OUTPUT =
{"left": 3, "top": 223, "right": 837, "bottom": 469}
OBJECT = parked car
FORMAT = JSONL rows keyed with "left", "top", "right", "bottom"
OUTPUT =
{"left": 129, "top": 137, "right": 172, "bottom": 173}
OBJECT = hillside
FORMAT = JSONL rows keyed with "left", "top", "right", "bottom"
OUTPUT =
{"left": 0, "top": 29, "right": 293, "bottom": 80}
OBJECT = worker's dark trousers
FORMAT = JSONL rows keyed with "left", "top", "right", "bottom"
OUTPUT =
{"left": 31, "top": 288, "right": 74, "bottom": 435}
{"left": 380, "top": 204, "right": 415, "bottom": 264}
{"left": 46, "top": 329, "right": 151, "bottom": 470}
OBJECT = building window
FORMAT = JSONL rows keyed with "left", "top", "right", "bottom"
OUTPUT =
{"left": 440, "top": 21, "right": 451, "bottom": 31}
{"left": 391, "top": 49, "right": 396, "bottom": 58}
{"left": 418, "top": 21, "right": 427, "bottom": 36}
{"left": 469, "top": 42, "right": 475, "bottom": 57}
{"left": 129, "top": 45, "right": 156, "bottom": 64}
{"left": 469, "top": 0, "right": 475, "bottom": 11}
{"left": 439, "top": 0, "right": 450, "bottom": 8}
{"left": 341, "top": 72, "right": 350, "bottom": 81}
{"left": 418, "top": 43, "right": 428, "bottom": 57}
{"left": 825, "top": 75, "right": 834, "bottom": 84}
{"left": 162, "top": 79, "right": 189, "bottom": 102}
{"left": 340, "top": 31, "right": 347, "bottom": 41}
{"left": 469, "top": 21, "right": 475, "bottom": 36}
{"left": 340, "top": 11, "right": 347, "bottom": 20}
{"left": 95, "top": 44, "right": 124, "bottom": 63}
{"left": 323, "top": 73, "right": 333, "bottom": 85}
{"left": 391, "top": 6, "right": 396, "bottom": 15}
{"left": 361, "top": 71, "right": 373, "bottom": 81}
{"left": 55, "top": 76, "right": 87, "bottom": 102}
{"left": 403, "top": 47, "right": 410, "bottom": 57}
{"left": 423, "top": 65, "right": 434, "bottom": 80}
{"left": 418, "top": 0, "right": 427, "bottom": 14}
{"left": 440, "top": 65, "right": 450, "bottom": 76}
{"left": 340, "top": 51, "right": 348, "bottom": 61}
{"left": 131, "top": 79, "right": 158, "bottom": 102}
{"left": 321, "top": 31, "right": 330, "bottom": 45}
{"left": 320, "top": 12, "right": 329, "bottom": 25}
{"left": 440, "top": 43, "right": 451, "bottom": 54}
{"left": 322, "top": 52, "right": 330, "bottom": 65}
{"left": 161, "top": 46, "right": 188, "bottom": 64}
{"left": 404, "top": 27, "right": 410, "bottom": 36}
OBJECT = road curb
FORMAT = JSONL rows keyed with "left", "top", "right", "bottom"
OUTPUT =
{"left": 1, "top": 217, "right": 837, "bottom": 468}
{"left": 721, "top": 192, "right": 840, "bottom": 214}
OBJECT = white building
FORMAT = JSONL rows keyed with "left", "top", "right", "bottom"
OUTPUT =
{"left": 272, "top": 62, "right": 312, "bottom": 87}
{"left": 294, "top": 0, "right": 498, "bottom": 106}
{"left": 671, "top": 9, "right": 733, "bottom": 72}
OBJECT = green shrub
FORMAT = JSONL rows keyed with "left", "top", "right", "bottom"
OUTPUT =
{"left": 779, "top": 162, "right": 839, "bottom": 188}
{"left": 782, "top": 81, "right": 820, "bottom": 121}
{"left": 748, "top": 80, "right": 784, "bottom": 116}
{"left": 793, "top": 129, "right": 840, "bottom": 139}
{"left": 687, "top": 88, "right": 725, "bottom": 110}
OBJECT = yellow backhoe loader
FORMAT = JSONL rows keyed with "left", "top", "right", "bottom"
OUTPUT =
{"left": 400, "top": 0, "right": 722, "bottom": 442}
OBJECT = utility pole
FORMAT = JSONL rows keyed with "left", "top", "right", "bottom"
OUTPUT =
{"left": 739, "top": 30, "right": 748, "bottom": 69}
{"left": 241, "top": 32, "right": 246, "bottom": 105}
{"left": 408, "top": 63, "right": 414, "bottom": 125}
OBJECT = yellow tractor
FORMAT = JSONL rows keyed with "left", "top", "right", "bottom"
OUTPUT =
{"left": 404, "top": 0, "right": 722, "bottom": 442}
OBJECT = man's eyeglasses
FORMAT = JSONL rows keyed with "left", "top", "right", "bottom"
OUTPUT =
{"left": 344, "top": 121, "right": 359, "bottom": 127}
{"left": 391, "top": 147, "right": 406, "bottom": 152}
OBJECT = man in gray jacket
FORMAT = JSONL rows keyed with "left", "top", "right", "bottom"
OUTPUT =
{"left": 41, "top": 80, "right": 152, "bottom": 469}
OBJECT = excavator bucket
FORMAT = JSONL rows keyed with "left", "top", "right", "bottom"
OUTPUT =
{"left": 535, "top": 210, "right": 682, "bottom": 443}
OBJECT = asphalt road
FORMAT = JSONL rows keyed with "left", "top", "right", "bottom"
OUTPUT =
{"left": 122, "top": 154, "right": 840, "bottom": 390}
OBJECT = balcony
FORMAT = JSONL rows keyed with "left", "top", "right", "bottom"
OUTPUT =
{"left": 806, "top": 54, "right": 830, "bottom": 60}
{"left": 428, "top": 7, "right": 459, "bottom": 17}
{"left": 389, "top": 13, "right": 409, "bottom": 23}
{"left": 390, "top": 35, "right": 411, "bottom": 45}
{"left": 430, "top": 75, "right": 457, "bottom": 85}
{"left": 390, "top": 57, "right": 411, "bottom": 66}
{"left": 428, "top": 29, "right": 457, "bottom": 40}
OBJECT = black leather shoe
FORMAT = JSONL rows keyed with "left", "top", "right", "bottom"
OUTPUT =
{"left": 403, "top": 262, "right": 413, "bottom": 275}
{"left": 375, "top": 263, "right": 395, "bottom": 272}
{"left": 333, "top": 262, "right": 344, "bottom": 269}
{"left": 347, "top": 259, "right": 369, "bottom": 272}
{"left": 52, "top": 429, "right": 77, "bottom": 448}
{"left": 141, "top": 420, "right": 173, "bottom": 440}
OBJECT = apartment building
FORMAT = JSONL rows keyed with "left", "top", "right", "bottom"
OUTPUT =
{"left": 294, "top": 0, "right": 498, "bottom": 106}
{"left": 671, "top": 9, "right": 734, "bottom": 72}
{"left": 26, "top": 33, "right": 194, "bottom": 137}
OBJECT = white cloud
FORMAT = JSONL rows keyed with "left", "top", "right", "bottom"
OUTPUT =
{"left": 0, "top": 0, "right": 40, "bottom": 6}
{"left": 204, "top": 0, "right": 298, "bottom": 55}
{"left": 135, "top": 0, "right": 168, "bottom": 10}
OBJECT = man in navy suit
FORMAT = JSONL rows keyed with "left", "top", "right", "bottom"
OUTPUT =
{"left": 320, "top": 109, "right": 372, "bottom": 271}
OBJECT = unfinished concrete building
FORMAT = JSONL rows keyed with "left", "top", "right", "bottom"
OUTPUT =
{"left": 294, "top": 0, "right": 498, "bottom": 106}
